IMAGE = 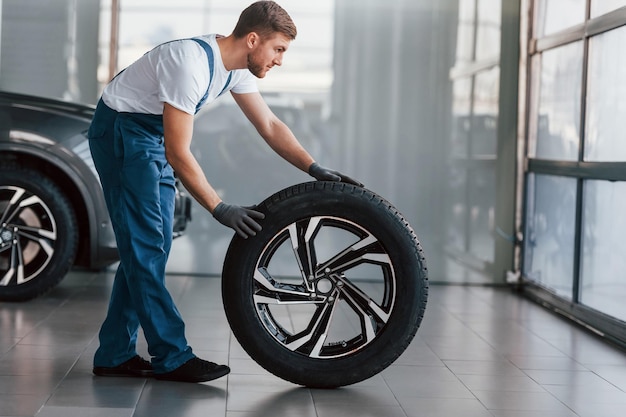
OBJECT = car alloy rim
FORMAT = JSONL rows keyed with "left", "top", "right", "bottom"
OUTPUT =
{"left": 253, "top": 216, "right": 396, "bottom": 359}
{"left": 0, "top": 186, "right": 57, "bottom": 286}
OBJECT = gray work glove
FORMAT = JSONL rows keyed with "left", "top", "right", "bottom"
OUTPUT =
{"left": 213, "top": 202, "right": 265, "bottom": 239}
{"left": 308, "top": 162, "right": 363, "bottom": 187}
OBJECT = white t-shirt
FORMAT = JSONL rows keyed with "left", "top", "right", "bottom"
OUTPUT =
{"left": 102, "top": 34, "right": 258, "bottom": 115}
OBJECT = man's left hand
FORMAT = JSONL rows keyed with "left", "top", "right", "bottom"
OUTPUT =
{"left": 308, "top": 162, "right": 363, "bottom": 187}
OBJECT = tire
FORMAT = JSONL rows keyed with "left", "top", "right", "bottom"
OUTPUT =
{"left": 0, "top": 167, "right": 78, "bottom": 301}
{"left": 222, "top": 181, "right": 428, "bottom": 387}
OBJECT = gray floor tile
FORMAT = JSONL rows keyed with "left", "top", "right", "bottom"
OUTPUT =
{"left": 397, "top": 397, "right": 493, "bottom": 417}
{"left": 542, "top": 383, "right": 626, "bottom": 409}
{"left": 584, "top": 364, "right": 626, "bottom": 391}
{"left": 0, "top": 339, "right": 18, "bottom": 356}
{"left": 133, "top": 381, "right": 227, "bottom": 417}
{"left": 472, "top": 389, "right": 577, "bottom": 412}
{"left": 456, "top": 374, "right": 546, "bottom": 392}
{"left": 0, "top": 357, "right": 75, "bottom": 377}
{"left": 383, "top": 365, "right": 475, "bottom": 399}
{"left": 35, "top": 406, "right": 134, "bottom": 417}
{"left": 425, "top": 337, "right": 504, "bottom": 361}
{"left": 567, "top": 403, "right": 626, "bottom": 417}
{"left": 489, "top": 410, "right": 579, "bottom": 417}
{"left": 507, "top": 355, "right": 588, "bottom": 371}
{"left": 45, "top": 384, "right": 145, "bottom": 408}
{"left": 315, "top": 403, "right": 408, "bottom": 417}
{"left": 0, "top": 393, "right": 49, "bottom": 416}
{"left": 2, "top": 344, "right": 84, "bottom": 360}
{"left": 0, "top": 374, "right": 62, "bottom": 395}
{"left": 228, "top": 357, "right": 272, "bottom": 375}
{"left": 393, "top": 339, "right": 445, "bottom": 366}
{"left": 226, "top": 387, "right": 316, "bottom": 416}
{"left": 310, "top": 385, "right": 400, "bottom": 406}
{"left": 444, "top": 359, "right": 527, "bottom": 376}
{"left": 522, "top": 369, "right": 614, "bottom": 386}
{"left": 227, "top": 373, "right": 297, "bottom": 392}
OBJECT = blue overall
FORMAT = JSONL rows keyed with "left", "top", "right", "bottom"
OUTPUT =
{"left": 89, "top": 38, "right": 230, "bottom": 373}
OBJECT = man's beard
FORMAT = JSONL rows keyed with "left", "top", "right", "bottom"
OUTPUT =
{"left": 247, "top": 53, "right": 266, "bottom": 78}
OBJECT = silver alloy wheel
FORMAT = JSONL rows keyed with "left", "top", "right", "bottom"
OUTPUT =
{"left": 0, "top": 185, "right": 57, "bottom": 287}
{"left": 253, "top": 215, "right": 396, "bottom": 359}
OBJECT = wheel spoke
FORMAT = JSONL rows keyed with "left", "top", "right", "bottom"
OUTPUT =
{"left": 253, "top": 267, "right": 324, "bottom": 305}
{"left": 336, "top": 276, "right": 390, "bottom": 336}
{"left": 14, "top": 227, "right": 56, "bottom": 258}
{"left": 0, "top": 187, "right": 26, "bottom": 225}
{"left": 287, "top": 217, "right": 321, "bottom": 290}
{"left": 0, "top": 242, "right": 24, "bottom": 286}
{"left": 285, "top": 291, "right": 339, "bottom": 357}
{"left": 16, "top": 224, "right": 57, "bottom": 241}
{"left": 317, "top": 234, "right": 387, "bottom": 276}
{"left": 18, "top": 195, "right": 45, "bottom": 210}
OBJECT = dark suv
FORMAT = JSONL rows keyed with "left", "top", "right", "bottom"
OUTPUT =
{"left": 0, "top": 91, "right": 191, "bottom": 301}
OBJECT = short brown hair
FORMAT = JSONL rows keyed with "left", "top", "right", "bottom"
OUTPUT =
{"left": 232, "top": 1, "right": 297, "bottom": 40}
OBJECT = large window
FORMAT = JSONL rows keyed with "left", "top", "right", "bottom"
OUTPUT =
{"left": 521, "top": 0, "right": 626, "bottom": 346}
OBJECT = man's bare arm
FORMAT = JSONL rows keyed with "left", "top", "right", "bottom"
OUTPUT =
{"left": 162, "top": 102, "right": 222, "bottom": 213}
{"left": 231, "top": 91, "right": 315, "bottom": 172}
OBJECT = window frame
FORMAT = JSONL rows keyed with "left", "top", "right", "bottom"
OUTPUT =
{"left": 519, "top": 1, "right": 626, "bottom": 347}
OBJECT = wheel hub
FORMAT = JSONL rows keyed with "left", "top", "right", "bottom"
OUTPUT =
{"left": 0, "top": 226, "right": 14, "bottom": 246}
{"left": 315, "top": 277, "right": 333, "bottom": 294}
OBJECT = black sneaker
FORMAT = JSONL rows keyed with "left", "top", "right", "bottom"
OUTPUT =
{"left": 155, "top": 357, "right": 230, "bottom": 383}
{"left": 93, "top": 355, "right": 153, "bottom": 378}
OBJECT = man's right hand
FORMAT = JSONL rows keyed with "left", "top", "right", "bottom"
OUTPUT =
{"left": 213, "top": 202, "right": 265, "bottom": 239}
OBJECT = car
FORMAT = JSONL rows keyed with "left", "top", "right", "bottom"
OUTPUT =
{"left": 0, "top": 91, "right": 192, "bottom": 301}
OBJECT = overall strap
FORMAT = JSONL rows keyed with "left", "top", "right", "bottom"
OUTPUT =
{"left": 190, "top": 38, "right": 233, "bottom": 113}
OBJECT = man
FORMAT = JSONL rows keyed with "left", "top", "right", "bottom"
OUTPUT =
{"left": 88, "top": 1, "right": 359, "bottom": 383}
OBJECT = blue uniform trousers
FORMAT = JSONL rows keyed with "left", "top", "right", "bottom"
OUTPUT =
{"left": 88, "top": 99, "right": 195, "bottom": 373}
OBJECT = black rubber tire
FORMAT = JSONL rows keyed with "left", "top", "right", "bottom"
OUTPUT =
{"left": 222, "top": 181, "right": 428, "bottom": 387}
{"left": 0, "top": 167, "right": 78, "bottom": 301}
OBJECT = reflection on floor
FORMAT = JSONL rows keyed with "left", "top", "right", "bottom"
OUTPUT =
{"left": 1, "top": 271, "right": 626, "bottom": 417}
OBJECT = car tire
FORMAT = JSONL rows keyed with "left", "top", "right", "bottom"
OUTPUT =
{"left": 222, "top": 181, "right": 428, "bottom": 388}
{"left": 0, "top": 167, "right": 78, "bottom": 301}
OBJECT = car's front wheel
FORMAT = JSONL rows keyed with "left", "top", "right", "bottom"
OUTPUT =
{"left": 0, "top": 167, "right": 78, "bottom": 301}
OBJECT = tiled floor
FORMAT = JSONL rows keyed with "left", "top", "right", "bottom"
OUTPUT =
{"left": 1, "top": 271, "right": 626, "bottom": 417}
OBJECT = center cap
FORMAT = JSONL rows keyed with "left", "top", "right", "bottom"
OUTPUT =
{"left": 316, "top": 278, "right": 333, "bottom": 294}
{"left": 0, "top": 229, "right": 12, "bottom": 243}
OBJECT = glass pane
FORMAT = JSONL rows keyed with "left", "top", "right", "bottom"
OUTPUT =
{"left": 591, "top": 0, "right": 626, "bottom": 18}
{"left": 534, "top": 0, "right": 585, "bottom": 37}
{"left": 529, "top": 42, "right": 582, "bottom": 161}
{"left": 584, "top": 27, "right": 626, "bottom": 162}
{"left": 445, "top": 164, "right": 467, "bottom": 253}
{"left": 471, "top": 68, "right": 499, "bottom": 157}
{"left": 447, "top": 78, "right": 471, "bottom": 254}
{"left": 523, "top": 174, "right": 576, "bottom": 299}
{"left": 475, "top": 0, "right": 501, "bottom": 60}
{"left": 452, "top": 78, "right": 472, "bottom": 158}
{"left": 469, "top": 164, "right": 495, "bottom": 262}
{"left": 580, "top": 181, "right": 626, "bottom": 321}
{"left": 456, "top": 0, "right": 476, "bottom": 66}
